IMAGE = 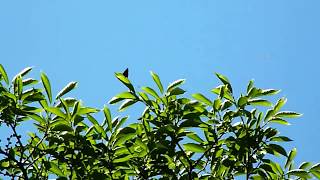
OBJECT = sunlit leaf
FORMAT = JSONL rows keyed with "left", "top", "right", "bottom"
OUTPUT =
{"left": 150, "top": 71, "right": 163, "bottom": 94}
{"left": 0, "top": 64, "right": 9, "bottom": 85}
{"left": 56, "top": 82, "right": 78, "bottom": 99}
{"left": 192, "top": 93, "right": 212, "bottom": 106}
{"left": 287, "top": 169, "right": 310, "bottom": 178}
{"left": 285, "top": 148, "right": 297, "bottom": 169}
{"left": 41, "top": 72, "right": 52, "bottom": 103}
{"left": 167, "top": 79, "right": 185, "bottom": 92}
{"left": 275, "top": 111, "right": 302, "bottom": 118}
{"left": 184, "top": 143, "right": 205, "bottom": 153}
{"left": 248, "top": 98, "right": 272, "bottom": 107}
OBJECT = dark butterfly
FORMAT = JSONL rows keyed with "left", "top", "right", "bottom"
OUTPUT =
{"left": 123, "top": 68, "right": 129, "bottom": 78}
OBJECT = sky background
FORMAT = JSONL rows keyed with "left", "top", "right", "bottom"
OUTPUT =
{"left": 1, "top": 0, "right": 320, "bottom": 170}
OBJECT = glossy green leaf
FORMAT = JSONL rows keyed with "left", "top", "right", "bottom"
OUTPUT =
{"left": 215, "top": 73, "right": 232, "bottom": 93}
{"left": 51, "top": 121, "right": 73, "bottom": 132}
{"left": 78, "top": 107, "right": 100, "bottom": 114}
{"left": 285, "top": 148, "right": 297, "bottom": 169}
{"left": 119, "top": 99, "right": 137, "bottom": 111}
{"left": 287, "top": 169, "right": 310, "bottom": 178}
{"left": 299, "top": 162, "right": 312, "bottom": 169}
{"left": 269, "top": 118, "right": 290, "bottom": 125}
{"left": 269, "top": 144, "right": 287, "bottom": 157}
{"left": 115, "top": 91, "right": 136, "bottom": 99}
{"left": 237, "top": 96, "right": 248, "bottom": 107}
{"left": 28, "top": 113, "right": 46, "bottom": 124}
{"left": 142, "top": 87, "right": 160, "bottom": 99}
{"left": 310, "top": 163, "right": 320, "bottom": 172}
{"left": 103, "top": 106, "right": 112, "bottom": 132}
{"left": 71, "top": 101, "right": 80, "bottom": 117}
{"left": 186, "top": 132, "right": 204, "bottom": 143}
{"left": 184, "top": 143, "right": 205, "bottom": 153}
{"left": 169, "top": 87, "right": 186, "bottom": 96}
{"left": 12, "top": 67, "right": 32, "bottom": 82}
{"left": 275, "top": 111, "right": 302, "bottom": 118}
{"left": 150, "top": 71, "right": 163, "bottom": 94}
{"left": 115, "top": 72, "right": 135, "bottom": 92}
{"left": 0, "top": 64, "right": 9, "bottom": 85}
{"left": 46, "top": 107, "right": 66, "bottom": 118}
{"left": 248, "top": 99, "right": 272, "bottom": 107}
{"left": 113, "top": 154, "right": 133, "bottom": 163}
{"left": 49, "top": 162, "right": 65, "bottom": 176}
{"left": 310, "top": 170, "right": 320, "bottom": 179}
{"left": 167, "top": 79, "right": 185, "bottom": 92}
{"left": 270, "top": 136, "right": 293, "bottom": 142}
{"left": 274, "top": 98, "right": 287, "bottom": 112}
{"left": 88, "top": 114, "right": 106, "bottom": 138}
{"left": 192, "top": 93, "right": 212, "bottom": 106}
{"left": 261, "top": 89, "right": 280, "bottom": 96}
{"left": 22, "top": 78, "right": 38, "bottom": 86}
{"left": 87, "top": 114, "right": 99, "bottom": 125}
{"left": 56, "top": 81, "right": 78, "bottom": 99}
{"left": 41, "top": 72, "right": 52, "bottom": 103}
{"left": 247, "top": 80, "right": 254, "bottom": 93}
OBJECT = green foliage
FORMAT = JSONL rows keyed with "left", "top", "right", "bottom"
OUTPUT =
{"left": 0, "top": 64, "right": 318, "bottom": 179}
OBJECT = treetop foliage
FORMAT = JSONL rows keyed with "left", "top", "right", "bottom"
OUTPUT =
{"left": 0, "top": 64, "right": 319, "bottom": 179}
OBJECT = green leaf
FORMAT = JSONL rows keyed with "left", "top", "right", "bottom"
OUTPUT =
{"left": 261, "top": 89, "right": 280, "bottom": 96}
{"left": 192, "top": 93, "right": 212, "bottom": 106}
{"left": 14, "top": 75, "right": 23, "bottom": 96}
{"left": 88, "top": 114, "right": 106, "bottom": 138}
{"left": 269, "top": 144, "right": 287, "bottom": 157}
{"left": 119, "top": 99, "right": 137, "bottom": 112}
{"left": 49, "top": 162, "right": 65, "bottom": 176}
{"left": 87, "top": 114, "right": 99, "bottom": 125}
{"left": 56, "top": 81, "right": 78, "bottom": 99}
{"left": 113, "top": 154, "right": 133, "bottom": 163}
{"left": 78, "top": 107, "right": 100, "bottom": 114}
{"left": 186, "top": 132, "right": 204, "bottom": 143}
{"left": 142, "top": 87, "right": 160, "bottom": 99}
{"left": 12, "top": 67, "right": 32, "bottom": 81}
{"left": 169, "top": 87, "right": 186, "bottom": 96}
{"left": 269, "top": 118, "right": 290, "bottom": 125}
{"left": 238, "top": 96, "right": 248, "bottom": 107}
{"left": 28, "top": 113, "right": 46, "bottom": 124}
{"left": 310, "top": 163, "right": 320, "bottom": 172}
{"left": 114, "top": 116, "right": 128, "bottom": 132}
{"left": 287, "top": 169, "right": 310, "bottom": 178}
{"left": 51, "top": 121, "right": 73, "bottom": 132}
{"left": 71, "top": 101, "right": 80, "bottom": 117}
{"left": 150, "top": 71, "right": 163, "bottom": 94}
{"left": 215, "top": 73, "right": 232, "bottom": 93}
{"left": 299, "top": 162, "right": 312, "bottom": 170}
{"left": 265, "top": 109, "right": 275, "bottom": 121}
{"left": 248, "top": 99, "right": 272, "bottom": 107}
{"left": 0, "top": 64, "right": 9, "bottom": 85}
{"left": 46, "top": 107, "right": 66, "bottom": 118}
{"left": 310, "top": 170, "right": 320, "bottom": 179}
{"left": 41, "top": 72, "right": 52, "bottom": 103}
{"left": 115, "top": 72, "right": 135, "bottom": 92}
{"left": 285, "top": 148, "right": 297, "bottom": 169}
{"left": 247, "top": 80, "right": 254, "bottom": 93}
{"left": 167, "top": 79, "right": 185, "bottom": 93}
{"left": 103, "top": 106, "right": 112, "bottom": 132}
{"left": 274, "top": 98, "right": 287, "bottom": 112}
{"left": 184, "top": 143, "right": 205, "bottom": 153}
{"left": 22, "top": 78, "right": 38, "bottom": 86}
{"left": 115, "top": 91, "right": 136, "bottom": 99}
{"left": 270, "top": 136, "right": 293, "bottom": 142}
{"left": 275, "top": 111, "right": 302, "bottom": 118}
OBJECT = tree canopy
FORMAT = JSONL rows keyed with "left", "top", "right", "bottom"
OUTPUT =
{"left": 0, "top": 64, "right": 319, "bottom": 179}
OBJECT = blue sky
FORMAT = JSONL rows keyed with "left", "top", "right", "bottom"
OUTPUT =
{"left": 1, "top": 0, "right": 320, "bottom": 167}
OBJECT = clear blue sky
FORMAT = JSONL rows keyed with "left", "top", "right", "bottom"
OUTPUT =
{"left": 1, "top": 1, "right": 319, "bottom": 166}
